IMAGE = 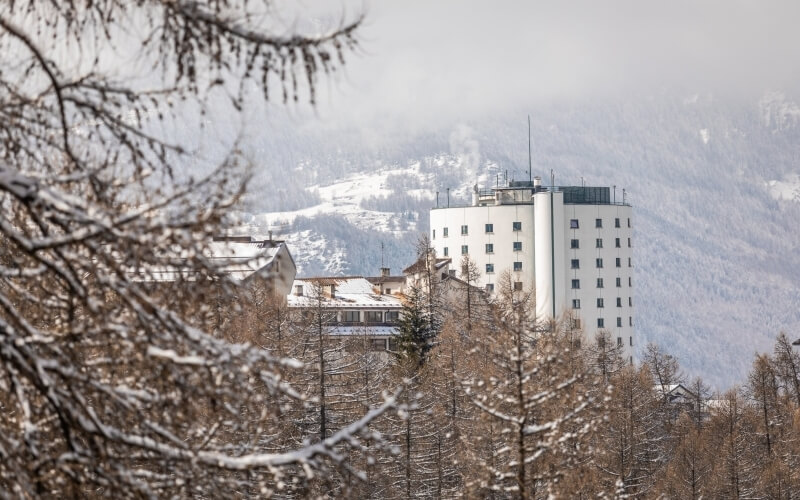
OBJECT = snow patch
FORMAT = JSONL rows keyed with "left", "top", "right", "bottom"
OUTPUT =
{"left": 766, "top": 174, "right": 800, "bottom": 202}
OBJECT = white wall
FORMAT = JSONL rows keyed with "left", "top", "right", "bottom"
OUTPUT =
{"left": 430, "top": 203, "right": 536, "bottom": 291}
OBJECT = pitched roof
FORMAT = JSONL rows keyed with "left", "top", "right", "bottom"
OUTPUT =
{"left": 402, "top": 256, "right": 451, "bottom": 275}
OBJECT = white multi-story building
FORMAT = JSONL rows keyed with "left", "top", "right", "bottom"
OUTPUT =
{"left": 429, "top": 177, "right": 634, "bottom": 360}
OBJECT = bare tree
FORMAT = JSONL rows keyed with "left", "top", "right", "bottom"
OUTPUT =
{"left": 461, "top": 293, "right": 598, "bottom": 498}
{"left": 0, "top": 2, "right": 404, "bottom": 496}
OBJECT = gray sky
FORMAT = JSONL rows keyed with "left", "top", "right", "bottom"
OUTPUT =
{"left": 271, "top": 0, "right": 800, "bottom": 133}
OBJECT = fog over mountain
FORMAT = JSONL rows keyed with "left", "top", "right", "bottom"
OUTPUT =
{"left": 176, "top": 1, "right": 800, "bottom": 389}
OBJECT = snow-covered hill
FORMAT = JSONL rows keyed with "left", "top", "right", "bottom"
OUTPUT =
{"left": 238, "top": 92, "right": 800, "bottom": 390}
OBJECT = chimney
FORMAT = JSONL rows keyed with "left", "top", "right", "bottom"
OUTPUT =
{"left": 533, "top": 176, "right": 542, "bottom": 189}
{"left": 294, "top": 284, "right": 304, "bottom": 296}
{"left": 326, "top": 284, "right": 336, "bottom": 299}
{"left": 380, "top": 267, "right": 390, "bottom": 277}
{"left": 268, "top": 230, "right": 273, "bottom": 242}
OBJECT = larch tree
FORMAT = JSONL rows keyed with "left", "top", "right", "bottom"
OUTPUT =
{"left": 461, "top": 284, "right": 598, "bottom": 498}
{"left": 0, "top": 1, "right": 403, "bottom": 496}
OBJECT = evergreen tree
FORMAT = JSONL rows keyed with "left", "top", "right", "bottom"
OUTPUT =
{"left": 396, "top": 285, "right": 435, "bottom": 367}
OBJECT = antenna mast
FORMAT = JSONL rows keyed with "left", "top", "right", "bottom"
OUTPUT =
{"left": 528, "top": 114, "right": 532, "bottom": 184}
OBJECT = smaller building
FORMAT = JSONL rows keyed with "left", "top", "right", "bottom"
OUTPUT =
{"left": 129, "top": 235, "right": 297, "bottom": 298}
{"left": 287, "top": 277, "right": 404, "bottom": 351}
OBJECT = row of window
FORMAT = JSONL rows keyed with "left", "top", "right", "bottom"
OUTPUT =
{"left": 570, "top": 237, "right": 632, "bottom": 249}
{"left": 339, "top": 311, "right": 400, "bottom": 323}
{"left": 484, "top": 282, "right": 524, "bottom": 293}
{"left": 571, "top": 217, "right": 632, "bottom": 229}
{"left": 595, "top": 317, "right": 633, "bottom": 328}
{"left": 572, "top": 277, "right": 633, "bottom": 289}
{"left": 485, "top": 262, "right": 523, "bottom": 274}
{"left": 435, "top": 221, "right": 523, "bottom": 239}
{"left": 435, "top": 217, "right": 631, "bottom": 240}
{"left": 572, "top": 297, "right": 634, "bottom": 309}
{"left": 573, "top": 297, "right": 633, "bottom": 308}
{"left": 446, "top": 244, "right": 632, "bottom": 260}
{"left": 571, "top": 257, "right": 631, "bottom": 269}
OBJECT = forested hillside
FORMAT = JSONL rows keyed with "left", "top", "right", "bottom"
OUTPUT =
{"left": 241, "top": 91, "right": 800, "bottom": 389}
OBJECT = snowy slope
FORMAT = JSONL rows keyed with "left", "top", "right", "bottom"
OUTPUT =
{"left": 238, "top": 91, "right": 800, "bottom": 390}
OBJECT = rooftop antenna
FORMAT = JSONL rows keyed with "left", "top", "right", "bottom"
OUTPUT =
{"left": 446, "top": 187, "right": 450, "bottom": 207}
{"left": 381, "top": 241, "right": 385, "bottom": 269}
{"left": 528, "top": 114, "right": 532, "bottom": 184}
{"left": 613, "top": 185, "right": 616, "bottom": 204}
{"left": 436, "top": 191, "right": 439, "bottom": 208}
{"left": 550, "top": 169, "right": 554, "bottom": 188}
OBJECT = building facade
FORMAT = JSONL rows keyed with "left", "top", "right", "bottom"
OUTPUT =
{"left": 287, "top": 277, "right": 404, "bottom": 351}
{"left": 429, "top": 178, "right": 634, "bottom": 359}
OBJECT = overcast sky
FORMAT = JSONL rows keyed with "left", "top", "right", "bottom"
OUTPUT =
{"left": 263, "top": 0, "right": 800, "bottom": 133}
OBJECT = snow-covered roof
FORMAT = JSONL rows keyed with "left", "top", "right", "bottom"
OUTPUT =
{"left": 403, "top": 257, "right": 451, "bottom": 275}
{"left": 287, "top": 277, "right": 404, "bottom": 309}
{"left": 205, "top": 239, "right": 283, "bottom": 281}
{"left": 131, "top": 237, "right": 290, "bottom": 282}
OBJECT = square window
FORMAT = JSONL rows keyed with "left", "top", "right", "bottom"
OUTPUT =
{"left": 385, "top": 311, "right": 400, "bottom": 323}
{"left": 597, "top": 298, "right": 604, "bottom": 308}
{"left": 461, "top": 245, "right": 468, "bottom": 255}
{"left": 513, "top": 221, "right": 522, "bottom": 231}
{"left": 597, "top": 318, "right": 605, "bottom": 328}
{"left": 485, "top": 223, "right": 494, "bottom": 233}
{"left": 486, "top": 263, "right": 494, "bottom": 274}
{"left": 514, "top": 281, "right": 523, "bottom": 291}
{"left": 572, "top": 299, "right": 581, "bottom": 309}
{"left": 616, "top": 258, "right": 621, "bottom": 268}
{"left": 571, "top": 279, "right": 580, "bottom": 289}
{"left": 513, "top": 241, "right": 522, "bottom": 251}
{"left": 570, "top": 219, "right": 579, "bottom": 229}
{"left": 595, "top": 218, "right": 602, "bottom": 228}
{"left": 570, "top": 239, "right": 579, "bottom": 249}
{"left": 443, "top": 227, "right": 449, "bottom": 237}
{"left": 616, "top": 277, "right": 621, "bottom": 287}
{"left": 615, "top": 218, "right": 620, "bottom": 228}
{"left": 365, "top": 311, "right": 383, "bottom": 323}
{"left": 597, "top": 278, "right": 604, "bottom": 288}
{"left": 486, "top": 243, "right": 494, "bottom": 254}
{"left": 485, "top": 283, "right": 495, "bottom": 292}
{"left": 571, "top": 318, "right": 582, "bottom": 330}
{"left": 571, "top": 259, "right": 580, "bottom": 269}
{"left": 513, "top": 261, "right": 522, "bottom": 272}
{"left": 616, "top": 297, "right": 622, "bottom": 307}
{"left": 443, "top": 247, "right": 449, "bottom": 257}
{"left": 596, "top": 238, "right": 603, "bottom": 248}
{"left": 461, "top": 225, "right": 468, "bottom": 235}
{"left": 343, "top": 311, "right": 360, "bottom": 323}
{"left": 617, "top": 336, "right": 622, "bottom": 346}
{"left": 596, "top": 258, "right": 603, "bottom": 268}
{"left": 617, "top": 317, "right": 623, "bottom": 327}
{"left": 615, "top": 238, "right": 621, "bottom": 248}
